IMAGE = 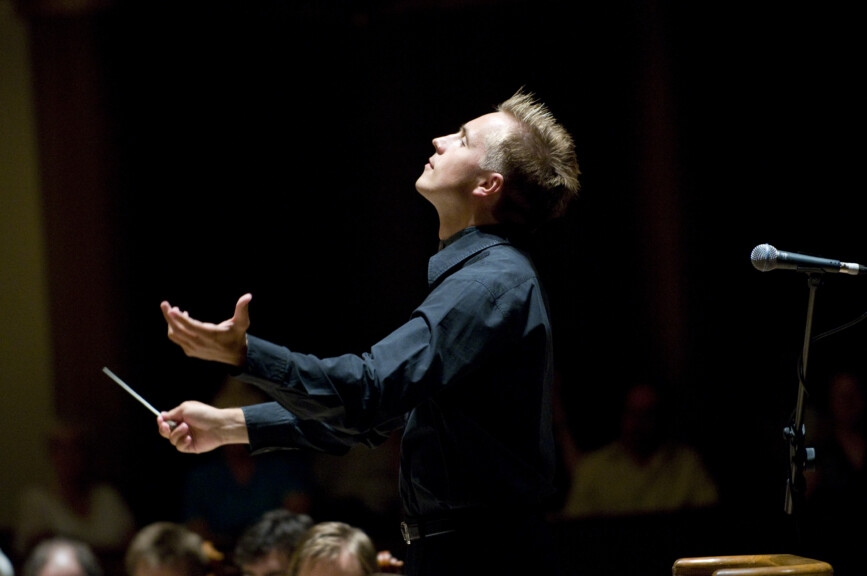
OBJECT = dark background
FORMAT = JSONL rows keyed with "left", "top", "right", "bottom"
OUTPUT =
{"left": 13, "top": 0, "right": 867, "bottom": 573}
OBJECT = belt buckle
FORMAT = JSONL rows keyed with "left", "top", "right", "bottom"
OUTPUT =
{"left": 400, "top": 521, "right": 412, "bottom": 545}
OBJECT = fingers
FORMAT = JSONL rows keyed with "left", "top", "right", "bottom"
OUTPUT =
{"left": 158, "top": 412, "right": 195, "bottom": 452}
{"left": 162, "top": 305, "right": 210, "bottom": 354}
{"left": 161, "top": 296, "right": 250, "bottom": 328}
{"left": 160, "top": 296, "right": 250, "bottom": 364}
{"left": 171, "top": 422, "right": 195, "bottom": 452}
{"left": 161, "top": 296, "right": 250, "bottom": 344}
{"left": 160, "top": 301, "right": 177, "bottom": 340}
{"left": 165, "top": 309, "right": 202, "bottom": 341}
{"left": 157, "top": 414, "right": 172, "bottom": 438}
{"left": 161, "top": 300, "right": 186, "bottom": 344}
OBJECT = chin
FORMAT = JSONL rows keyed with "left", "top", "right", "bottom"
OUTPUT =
{"left": 415, "top": 177, "right": 429, "bottom": 196}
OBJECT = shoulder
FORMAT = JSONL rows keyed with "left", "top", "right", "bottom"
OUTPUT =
{"left": 427, "top": 229, "right": 545, "bottom": 314}
{"left": 457, "top": 243, "right": 539, "bottom": 290}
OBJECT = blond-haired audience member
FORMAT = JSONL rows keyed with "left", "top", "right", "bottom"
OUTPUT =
{"left": 289, "top": 522, "right": 378, "bottom": 576}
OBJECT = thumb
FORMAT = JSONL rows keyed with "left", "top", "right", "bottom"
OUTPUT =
{"left": 233, "top": 293, "right": 253, "bottom": 329}
{"left": 158, "top": 407, "right": 183, "bottom": 436}
{"left": 162, "top": 404, "right": 185, "bottom": 421}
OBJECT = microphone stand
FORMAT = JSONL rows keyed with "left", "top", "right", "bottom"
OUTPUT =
{"left": 783, "top": 273, "right": 819, "bottom": 520}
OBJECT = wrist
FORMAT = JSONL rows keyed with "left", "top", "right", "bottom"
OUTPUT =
{"left": 232, "top": 335, "right": 248, "bottom": 367}
{"left": 220, "top": 408, "right": 250, "bottom": 445}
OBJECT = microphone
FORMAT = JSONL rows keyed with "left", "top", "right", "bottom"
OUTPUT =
{"left": 751, "top": 243, "right": 866, "bottom": 275}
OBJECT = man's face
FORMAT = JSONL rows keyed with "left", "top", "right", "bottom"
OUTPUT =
{"left": 415, "top": 111, "right": 514, "bottom": 202}
{"left": 241, "top": 549, "right": 291, "bottom": 576}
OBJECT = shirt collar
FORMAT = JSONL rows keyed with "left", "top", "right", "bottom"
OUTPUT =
{"left": 428, "top": 226, "right": 512, "bottom": 286}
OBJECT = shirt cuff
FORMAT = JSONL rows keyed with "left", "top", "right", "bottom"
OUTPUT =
{"left": 244, "top": 334, "right": 292, "bottom": 382}
{"left": 242, "top": 402, "right": 299, "bottom": 454}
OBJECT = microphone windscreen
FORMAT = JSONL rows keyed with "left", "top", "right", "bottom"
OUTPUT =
{"left": 751, "top": 243, "right": 778, "bottom": 271}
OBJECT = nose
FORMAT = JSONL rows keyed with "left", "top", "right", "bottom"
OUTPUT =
{"left": 432, "top": 133, "right": 456, "bottom": 153}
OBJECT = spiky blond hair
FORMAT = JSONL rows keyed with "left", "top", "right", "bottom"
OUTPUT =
{"left": 483, "top": 89, "right": 581, "bottom": 227}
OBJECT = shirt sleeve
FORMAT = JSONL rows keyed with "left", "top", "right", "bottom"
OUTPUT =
{"left": 242, "top": 401, "right": 399, "bottom": 455}
{"left": 236, "top": 251, "right": 525, "bottom": 453}
{"left": 237, "top": 315, "right": 437, "bottom": 435}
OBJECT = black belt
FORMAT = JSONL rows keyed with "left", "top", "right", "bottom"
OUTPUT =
{"left": 401, "top": 506, "right": 544, "bottom": 545}
{"left": 400, "top": 517, "right": 459, "bottom": 544}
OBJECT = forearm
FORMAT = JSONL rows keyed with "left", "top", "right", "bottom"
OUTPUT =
{"left": 243, "top": 402, "right": 353, "bottom": 455}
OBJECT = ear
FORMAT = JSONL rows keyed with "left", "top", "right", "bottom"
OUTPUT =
{"left": 471, "top": 171, "right": 504, "bottom": 199}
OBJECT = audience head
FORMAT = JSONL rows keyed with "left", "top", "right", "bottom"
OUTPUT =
{"left": 233, "top": 509, "right": 314, "bottom": 576}
{"left": 288, "top": 522, "right": 378, "bottom": 576}
{"left": 124, "top": 522, "right": 210, "bottom": 576}
{"left": 619, "top": 381, "right": 668, "bottom": 459}
{"left": 0, "top": 547, "right": 13, "bottom": 576}
{"left": 22, "top": 538, "right": 102, "bottom": 576}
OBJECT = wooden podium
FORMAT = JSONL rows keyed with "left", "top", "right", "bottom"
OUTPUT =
{"left": 673, "top": 554, "right": 833, "bottom": 575}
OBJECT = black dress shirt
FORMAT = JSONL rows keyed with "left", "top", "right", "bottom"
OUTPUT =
{"left": 239, "top": 226, "right": 556, "bottom": 519}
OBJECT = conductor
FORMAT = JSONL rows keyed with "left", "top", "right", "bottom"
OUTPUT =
{"left": 158, "top": 89, "right": 580, "bottom": 576}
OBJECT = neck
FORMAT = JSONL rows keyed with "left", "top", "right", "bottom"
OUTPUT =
{"left": 436, "top": 210, "right": 498, "bottom": 241}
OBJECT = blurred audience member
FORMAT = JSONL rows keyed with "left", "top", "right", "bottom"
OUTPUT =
{"left": 21, "top": 538, "right": 102, "bottom": 576}
{"left": 182, "top": 378, "right": 314, "bottom": 550}
{"left": 233, "top": 509, "right": 314, "bottom": 576}
{"left": 288, "top": 522, "right": 378, "bottom": 576}
{"left": 1, "top": 547, "right": 14, "bottom": 576}
{"left": 560, "top": 381, "right": 719, "bottom": 517}
{"left": 124, "top": 521, "right": 221, "bottom": 576}
{"left": 808, "top": 370, "right": 867, "bottom": 497}
{"left": 803, "top": 369, "right": 867, "bottom": 575}
{"left": 13, "top": 420, "right": 135, "bottom": 559}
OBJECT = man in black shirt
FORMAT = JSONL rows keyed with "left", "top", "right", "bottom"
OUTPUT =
{"left": 157, "top": 89, "right": 580, "bottom": 576}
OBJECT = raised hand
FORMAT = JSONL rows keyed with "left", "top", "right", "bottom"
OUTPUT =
{"left": 160, "top": 293, "right": 252, "bottom": 366}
